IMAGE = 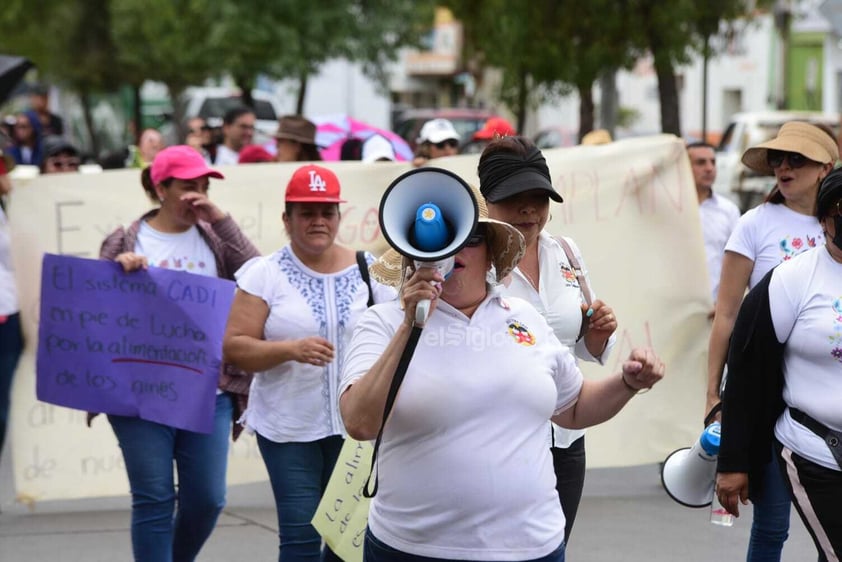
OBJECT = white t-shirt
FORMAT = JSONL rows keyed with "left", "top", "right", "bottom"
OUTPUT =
{"left": 725, "top": 202, "right": 824, "bottom": 289}
{"left": 770, "top": 247, "right": 842, "bottom": 471}
{"left": 502, "top": 232, "right": 614, "bottom": 448}
{"left": 699, "top": 193, "right": 740, "bottom": 302}
{"left": 135, "top": 222, "right": 217, "bottom": 278}
{"left": 340, "top": 290, "right": 581, "bottom": 560}
{"left": 214, "top": 144, "right": 240, "bottom": 166}
{"left": 238, "top": 247, "right": 395, "bottom": 443}
{"left": 0, "top": 207, "right": 18, "bottom": 315}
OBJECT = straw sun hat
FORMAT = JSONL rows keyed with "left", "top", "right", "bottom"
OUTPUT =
{"left": 741, "top": 121, "right": 839, "bottom": 175}
{"left": 369, "top": 184, "right": 525, "bottom": 288}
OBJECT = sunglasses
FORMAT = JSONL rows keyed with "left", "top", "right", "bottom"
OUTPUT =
{"left": 465, "top": 230, "right": 486, "bottom": 247}
{"left": 766, "top": 150, "right": 811, "bottom": 169}
{"left": 434, "top": 139, "right": 458, "bottom": 150}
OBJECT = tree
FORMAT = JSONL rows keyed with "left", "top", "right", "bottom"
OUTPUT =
{"left": 628, "top": 0, "right": 768, "bottom": 137}
{"left": 209, "top": 0, "right": 433, "bottom": 115}
{"left": 111, "top": 0, "right": 221, "bottom": 140}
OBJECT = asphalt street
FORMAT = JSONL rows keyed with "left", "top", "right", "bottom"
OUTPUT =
{"left": 0, "top": 442, "right": 816, "bottom": 562}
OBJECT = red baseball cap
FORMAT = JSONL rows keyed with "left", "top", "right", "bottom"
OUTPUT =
{"left": 472, "top": 117, "right": 516, "bottom": 140}
{"left": 238, "top": 144, "right": 274, "bottom": 164}
{"left": 150, "top": 145, "right": 224, "bottom": 184}
{"left": 285, "top": 164, "right": 346, "bottom": 203}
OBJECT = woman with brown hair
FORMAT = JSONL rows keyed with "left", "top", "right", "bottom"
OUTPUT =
{"left": 98, "top": 145, "right": 259, "bottom": 561}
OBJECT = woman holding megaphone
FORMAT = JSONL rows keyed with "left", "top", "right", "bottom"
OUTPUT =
{"left": 341, "top": 177, "right": 664, "bottom": 561}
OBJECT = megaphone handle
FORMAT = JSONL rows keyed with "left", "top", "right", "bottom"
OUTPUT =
{"left": 416, "top": 299, "right": 431, "bottom": 326}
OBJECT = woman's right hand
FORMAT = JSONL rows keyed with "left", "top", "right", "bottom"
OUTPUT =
{"left": 295, "top": 336, "right": 335, "bottom": 366}
{"left": 115, "top": 252, "right": 148, "bottom": 272}
{"left": 400, "top": 266, "right": 443, "bottom": 327}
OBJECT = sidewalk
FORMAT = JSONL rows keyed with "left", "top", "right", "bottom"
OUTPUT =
{"left": 0, "top": 456, "right": 816, "bottom": 561}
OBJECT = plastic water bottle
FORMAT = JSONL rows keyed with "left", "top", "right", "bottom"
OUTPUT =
{"left": 701, "top": 423, "right": 734, "bottom": 527}
{"left": 413, "top": 203, "right": 450, "bottom": 251}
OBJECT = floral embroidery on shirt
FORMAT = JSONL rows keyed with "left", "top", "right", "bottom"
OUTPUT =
{"left": 829, "top": 297, "right": 842, "bottom": 363}
{"left": 150, "top": 255, "right": 208, "bottom": 271}
{"left": 780, "top": 233, "right": 821, "bottom": 261}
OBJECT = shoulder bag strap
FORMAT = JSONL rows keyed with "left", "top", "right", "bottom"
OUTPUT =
{"left": 356, "top": 251, "right": 374, "bottom": 308}
{"left": 555, "top": 236, "right": 592, "bottom": 342}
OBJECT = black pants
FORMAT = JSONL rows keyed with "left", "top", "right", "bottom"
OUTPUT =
{"left": 775, "top": 439, "right": 842, "bottom": 561}
{"left": 551, "top": 436, "right": 586, "bottom": 543}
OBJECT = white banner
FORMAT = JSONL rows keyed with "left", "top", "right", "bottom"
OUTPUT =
{"left": 8, "top": 134, "right": 710, "bottom": 503}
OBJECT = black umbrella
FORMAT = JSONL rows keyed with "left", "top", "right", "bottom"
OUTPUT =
{"left": 0, "top": 55, "right": 34, "bottom": 106}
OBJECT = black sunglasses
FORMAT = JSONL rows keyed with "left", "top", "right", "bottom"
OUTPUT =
{"left": 766, "top": 149, "right": 811, "bottom": 169}
{"left": 465, "top": 227, "right": 487, "bottom": 247}
{"left": 434, "top": 139, "right": 458, "bottom": 150}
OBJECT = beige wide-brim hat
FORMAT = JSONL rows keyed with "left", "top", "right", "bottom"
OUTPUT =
{"left": 370, "top": 185, "right": 525, "bottom": 287}
{"left": 741, "top": 121, "right": 839, "bottom": 175}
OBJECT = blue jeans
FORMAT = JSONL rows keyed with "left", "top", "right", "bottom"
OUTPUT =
{"left": 747, "top": 453, "right": 791, "bottom": 562}
{"left": 109, "top": 392, "right": 233, "bottom": 562}
{"left": 0, "top": 313, "right": 23, "bottom": 457}
{"left": 256, "top": 433, "right": 344, "bottom": 562}
{"left": 364, "top": 528, "right": 565, "bottom": 562}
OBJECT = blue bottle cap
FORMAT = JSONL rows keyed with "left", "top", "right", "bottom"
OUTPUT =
{"left": 699, "top": 421, "right": 721, "bottom": 457}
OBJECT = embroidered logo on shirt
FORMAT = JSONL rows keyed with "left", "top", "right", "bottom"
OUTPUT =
{"left": 559, "top": 262, "right": 579, "bottom": 288}
{"left": 507, "top": 320, "right": 536, "bottom": 346}
{"left": 829, "top": 297, "right": 842, "bottom": 363}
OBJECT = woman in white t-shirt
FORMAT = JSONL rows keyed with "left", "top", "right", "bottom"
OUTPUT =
{"left": 717, "top": 169, "right": 842, "bottom": 560}
{"left": 98, "top": 145, "right": 260, "bottom": 562}
{"left": 223, "top": 164, "right": 395, "bottom": 562}
{"left": 706, "top": 121, "right": 838, "bottom": 560}
{"left": 477, "top": 137, "right": 617, "bottom": 543}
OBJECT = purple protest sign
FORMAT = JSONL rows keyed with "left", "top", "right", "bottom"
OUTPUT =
{"left": 36, "top": 254, "right": 236, "bottom": 434}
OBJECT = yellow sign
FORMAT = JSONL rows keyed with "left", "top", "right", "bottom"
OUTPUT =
{"left": 312, "top": 439, "right": 372, "bottom": 562}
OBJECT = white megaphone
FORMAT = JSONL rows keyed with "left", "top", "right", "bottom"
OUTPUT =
{"left": 379, "top": 168, "right": 479, "bottom": 325}
{"left": 661, "top": 422, "right": 721, "bottom": 507}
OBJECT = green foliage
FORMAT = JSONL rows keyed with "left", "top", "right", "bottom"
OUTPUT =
{"left": 111, "top": 0, "right": 220, "bottom": 93}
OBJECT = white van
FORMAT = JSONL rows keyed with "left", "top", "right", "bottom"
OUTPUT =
{"left": 713, "top": 111, "right": 839, "bottom": 212}
{"left": 181, "top": 87, "right": 285, "bottom": 144}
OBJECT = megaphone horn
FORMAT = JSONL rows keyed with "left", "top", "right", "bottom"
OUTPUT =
{"left": 660, "top": 422, "right": 721, "bottom": 508}
{"left": 379, "top": 168, "right": 479, "bottom": 324}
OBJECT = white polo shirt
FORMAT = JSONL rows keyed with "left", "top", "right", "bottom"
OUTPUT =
{"left": 340, "top": 289, "right": 582, "bottom": 560}
{"left": 502, "top": 232, "right": 615, "bottom": 448}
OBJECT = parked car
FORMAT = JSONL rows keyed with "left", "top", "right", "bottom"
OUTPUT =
{"left": 393, "top": 108, "right": 498, "bottom": 152}
{"left": 713, "top": 110, "right": 839, "bottom": 212}
{"left": 180, "top": 87, "right": 285, "bottom": 144}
